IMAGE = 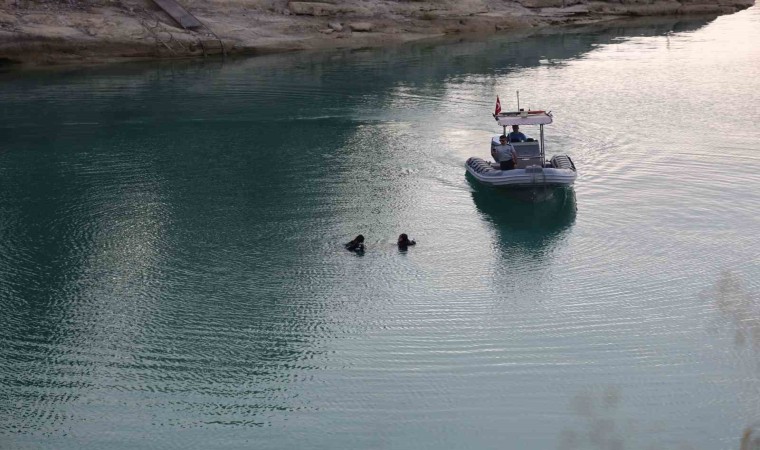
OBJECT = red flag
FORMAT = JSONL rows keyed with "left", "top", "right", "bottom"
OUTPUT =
{"left": 494, "top": 96, "right": 502, "bottom": 116}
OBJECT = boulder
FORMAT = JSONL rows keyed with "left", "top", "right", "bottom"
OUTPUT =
{"left": 348, "top": 22, "right": 372, "bottom": 32}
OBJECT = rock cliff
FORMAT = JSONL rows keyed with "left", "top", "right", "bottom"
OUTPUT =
{"left": 0, "top": 0, "right": 754, "bottom": 66}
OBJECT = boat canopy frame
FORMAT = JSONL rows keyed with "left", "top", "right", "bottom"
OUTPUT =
{"left": 494, "top": 110, "right": 552, "bottom": 127}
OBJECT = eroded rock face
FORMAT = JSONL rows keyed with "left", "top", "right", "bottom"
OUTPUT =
{"left": 288, "top": 2, "right": 338, "bottom": 16}
{"left": 525, "top": 0, "right": 755, "bottom": 18}
{"left": 0, "top": 0, "right": 755, "bottom": 66}
{"left": 517, "top": 0, "right": 568, "bottom": 7}
{"left": 518, "top": 0, "right": 593, "bottom": 7}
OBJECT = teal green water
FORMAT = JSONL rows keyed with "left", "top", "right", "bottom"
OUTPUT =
{"left": 2, "top": 8, "right": 760, "bottom": 450}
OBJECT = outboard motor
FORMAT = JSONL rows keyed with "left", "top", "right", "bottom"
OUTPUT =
{"left": 550, "top": 155, "right": 576, "bottom": 171}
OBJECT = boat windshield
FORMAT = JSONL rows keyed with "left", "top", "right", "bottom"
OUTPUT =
{"left": 511, "top": 142, "right": 541, "bottom": 157}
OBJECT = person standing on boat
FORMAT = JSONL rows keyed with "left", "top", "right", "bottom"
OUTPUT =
{"left": 507, "top": 125, "right": 527, "bottom": 143}
{"left": 491, "top": 134, "right": 516, "bottom": 170}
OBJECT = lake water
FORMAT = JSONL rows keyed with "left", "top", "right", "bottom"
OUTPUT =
{"left": 2, "top": 6, "right": 760, "bottom": 450}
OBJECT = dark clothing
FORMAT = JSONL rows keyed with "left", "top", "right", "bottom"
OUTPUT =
{"left": 500, "top": 159, "right": 515, "bottom": 170}
{"left": 346, "top": 235, "right": 365, "bottom": 252}
{"left": 346, "top": 241, "right": 364, "bottom": 252}
{"left": 398, "top": 240, "right": 415, "bottom": 249}
{"left": 507, "top": 131, "right": 526, "bottom": 142}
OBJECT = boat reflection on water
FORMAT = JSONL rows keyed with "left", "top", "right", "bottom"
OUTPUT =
{"left": 469, "top": 179, "right": 577, "bottom": 253}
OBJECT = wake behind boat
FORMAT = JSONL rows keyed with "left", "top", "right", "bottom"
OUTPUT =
{"left": 466, "top": 108, "right": 577, "bottom": 188}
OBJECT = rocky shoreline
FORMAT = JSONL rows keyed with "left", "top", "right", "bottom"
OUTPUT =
{"left": 0, "top": 0, "right": 755, "bottom": 66}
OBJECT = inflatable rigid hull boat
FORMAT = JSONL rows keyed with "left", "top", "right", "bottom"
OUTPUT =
{"left": 465, "top": 109, "right": 577, "bottom": 188}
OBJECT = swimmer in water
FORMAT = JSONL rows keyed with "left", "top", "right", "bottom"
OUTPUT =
{"left": 345, "top": 234, "right": 365, "bottom": 252}
{"left": 397, "top": 233, "right": 416, "bottom": 249}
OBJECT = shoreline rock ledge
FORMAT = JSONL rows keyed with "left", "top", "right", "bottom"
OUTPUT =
{"left": 0, "top": 0, "right": 755, "bottom": 66}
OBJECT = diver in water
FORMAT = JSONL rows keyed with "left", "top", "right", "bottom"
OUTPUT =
{"left": 397, "top": 233, "right": 416, "bottom": 250}
{"left": 345, "top": 234, "right": 365, "bottom": 252}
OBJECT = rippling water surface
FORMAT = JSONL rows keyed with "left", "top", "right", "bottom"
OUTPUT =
{"left": 2, "top": 7, "right": 760, "bottom": 450}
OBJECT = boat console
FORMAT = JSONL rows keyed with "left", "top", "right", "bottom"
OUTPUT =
{"left": 510, "top": 141, "right": 543, "bottom": 169}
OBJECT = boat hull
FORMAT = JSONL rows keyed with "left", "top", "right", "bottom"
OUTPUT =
{"left": 465, "top": 157, "right": 576, "bottom": 188}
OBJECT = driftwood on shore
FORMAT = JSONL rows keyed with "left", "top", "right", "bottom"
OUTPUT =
{"left": 0, "top": 0, "right": 755, "bottom": 66}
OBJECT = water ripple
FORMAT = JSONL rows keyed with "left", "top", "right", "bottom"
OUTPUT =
{"left": 2, "top": 9, "right": 760, "bottom": 449}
